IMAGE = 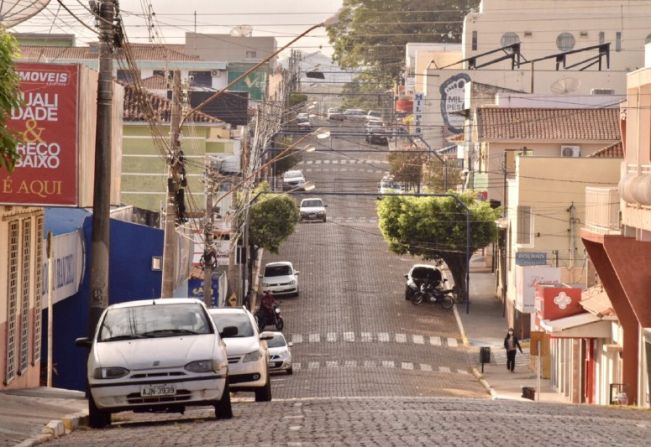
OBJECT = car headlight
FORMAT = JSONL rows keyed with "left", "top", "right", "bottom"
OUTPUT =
{"left": 93, "top": 366, "right": 130, "bottom": 379}
{"left": 242, "top": 350, "right": 263, "bottom": 363}
{"left": 185, "top": 359, "right": 228, "bottom": 373}
{"left": 290, "top": 279, "right": 296, "bottom": 285}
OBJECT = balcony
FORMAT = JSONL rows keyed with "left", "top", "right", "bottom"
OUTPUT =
{"left": 584, "top": 187, "right": 620, "bottom": 235}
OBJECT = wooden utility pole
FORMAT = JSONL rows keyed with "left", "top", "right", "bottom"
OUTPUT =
{"left": 88, "top": 0, "right": 115, "bottom": 335}
{"left": 161, "top": 70, "right": 183, "bottom": 297}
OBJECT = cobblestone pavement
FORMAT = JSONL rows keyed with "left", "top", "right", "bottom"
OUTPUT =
{"left": 44, "top": 397, "right": 651, "bottom": 446}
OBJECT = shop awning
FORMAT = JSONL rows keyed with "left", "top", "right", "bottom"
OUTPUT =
{"left": 540, "top": 312, "right": 614, "bottom": 338}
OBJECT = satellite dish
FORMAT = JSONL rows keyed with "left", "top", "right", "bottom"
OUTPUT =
{"left": 550, "top": 77, "right": 580, "bottom": 94}
{"left": 230, "top": 25, "right": 253, "bottom": 37}
{"left": 0, "top": 0, "right": 50, "bottom": 28}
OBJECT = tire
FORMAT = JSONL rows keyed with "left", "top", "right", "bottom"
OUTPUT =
{"left": 287, "top": 367, "right": 293, "bottom": 375}
{"left": 412, "top": 293, "right": 424, "bottom": 305}
{"left": 255, "top": 375, "right": 272, "bottom": 402}
{"left": 214, "top": 379, "right": 233, "bottom": 419}
{"left": 440, "top": 295, "right": 454, "bottom": 310}
{"left": 88, "top": 393, "right": 111, "bottom": 428}
{"left": 275, "top": 316, "right": 284, "bottom": 331}
{"left": 322, "top": 216, "right": 327, "bottom": 223}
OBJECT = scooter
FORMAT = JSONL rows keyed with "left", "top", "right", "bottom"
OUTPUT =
{"left": 256, "top": 305, "right": 284, "bottom": 331}
{"left": 409, "top": 280, "right": 456, "bottom": 310}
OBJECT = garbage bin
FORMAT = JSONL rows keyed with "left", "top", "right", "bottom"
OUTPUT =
{"left": 479, "top": 347, "right": 491, "bottom": 364}
{"left": 522, "top": 386, "right": 536, "bottom": 400}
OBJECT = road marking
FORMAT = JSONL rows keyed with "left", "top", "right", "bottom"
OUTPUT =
{"left": 315, "top": 160, "right": 322, "bottom": 164}
{"left": 326, "top": 361, "right": 338, "bottom": 368}
{"left": 341, "top": 168, "right": 348, "bottom": 171}
{"left": 439, "top": 366, "right": 451, "bottom": 373}
{"left": 292, "top": 363, "right": 301, "bottom": 371}
{"left": 412, "top": 335, "right": 424, "bottom": 345}
{"left": 344, "top": 360, "right": 357, "bottom": 368}
{"left": 343, "top": 332, "right": 355, "bottom": 342}
{"left": 430, "top": 336, "right": 442, "bottom": 346}
{"left": 324, "top": 160, "right": 330, "bottom": 164}
{"left": 361, "top": 332, "right": 372, "bottom": 342}
{"left": 420, "top": 363, "right": 433, "bottom": 372}
{"left": 382, "top": 360, "right": 395, "bottom": 368}
{"left": 457, "top": 369, "right": 470, "bottom": 375}
{"left": 305, "top": 168, "right": 313, "bottom": 172}
{"left": 306, "top": 160, "right": 313, "bottom": 165}
{"left": 289, "top": 426, "right": 302, "bottom": 431}
{"left": 308, "top": 333, "right": 320, "bottom": 343}
{"left": 308, "top": 362, "right": 319, "bottom": 370}
{"left": 395, "top": 333, "right": 407, "bottom": 343}
{"left": 401, "top": 362, "right": 414, "bottom": 370}
{"left": 364, "top": 360, "right": 376, "bottom": 368}
{"left": 292, "top": 334, "right": 303, "bottom": 344}
{"left": 331, "top": 160, "right": 339, "bottom": 164}
{"left": 378, "top": 332, "right": 389, "bottom": 342}
{"left": 447, "top": 338, "right": 459, "bottom": 348}
{"left": 326, "top": 332, "right": 337, "bottom": 342}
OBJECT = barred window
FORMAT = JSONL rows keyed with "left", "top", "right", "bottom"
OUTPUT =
{"left": 5, "top": 221, "right": 19, "bottom": 384}
{"left": 19, "top": 220, "right": 32, "bottom": 374}
{"left": 32, "top": 216, "right": 43, "bottom": 365}
{"left": 517, "top": 206, "right": 533, "bottom": 245}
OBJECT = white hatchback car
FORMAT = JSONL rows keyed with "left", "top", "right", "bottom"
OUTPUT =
{"left": 261, "top": 261, "right": 299, "bottom": 297}
{"left": 282, "top": 170, "right": 307, "bottom": 191}
{"left": 208, "top": 307, "right": 272, "bottom": 402}
{"left": 266, "top": 331, "right": 293, "bottom": 375}
{"left": 76, "top": 298, "right": 232, "bottom": 428}
{"left": 299, "top": 197, "right": 327, "bottom": 222}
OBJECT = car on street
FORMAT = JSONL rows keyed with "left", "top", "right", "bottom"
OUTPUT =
{"left": 261, "top": 261, "right": 299, "bottom": 297}
{"left": 379, "top": 175, "right": 403, "bottom": 195}
{"left": 282, "top": 170, "right": 307, "bottom": 191}
{"left": 343, "top": 108, "right": 366, "bottom": 121}
{"left": 266, "top": 331, "right": 293, "bottom": 374}
{"left": 327, "top": 107, "right": 344, "bottom": 120}
{"left": 366, "top": 110, "right": 382, "bottom": 122}
{"left": 208, "top": 307, "right": 273, "bottom": 402}
{"left": 404, "top": 264, "right": 453, "bottom": 300}
{"left": 296, "top": 112, "right": 309, "bottom": 122}
{"left": 76, "top": 298, "right": 232, "bottom": 428}
{"left": 365, "top": 124, "right": 389, "bottom": 145}
{"left": 299, "top": 197, "right": 327, "bottom": 222}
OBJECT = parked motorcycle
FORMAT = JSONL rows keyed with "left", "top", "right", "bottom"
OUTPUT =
{"left": 256, "top": 305, "right": 284, "bottom": 331}
{"left": 408, "top": 281, "right": 456, "bottom": 310}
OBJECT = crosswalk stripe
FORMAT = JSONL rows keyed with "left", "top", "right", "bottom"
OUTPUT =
{"left": 308, "top": 362, "right": 320, "bottom": 370}
{"left": 326, "top": 361, "right": 338, "bottom": 368}
{"left": 457, "top": 369, "right": 470, "bottom": 375}
{"left": 331, "top": 160, "right": 339, "bottom": 164}
{"left": 413, "top": 335, "right": 424, "bottom": 345}
{"left": 292, "top": 363, "right": 301, "bottom": 371}
{"left": 324, "top": 160, "right": 330, "bottom": 164}
{"left": 364, "top": 360, "right": 376, "bottom": 368}
{"left": 344, "top": 360, "right": 357, "bottom": 368}
{"left": 395, "top": 334, "right": 407, "bottom": 343}
{"left": 326, "top": 332, "right": 337, "bottom": 342}
{"left": 382, "top": 360, "right": 395, "bottom": 368}
{"left": 306, "top": 160, "right": 313, "bottom": 165}
{"left": 447, "top": 338, "right": 459, "bottom": 348}
{"left": 378, "top": 332, "right": 389, "bottom": 342}
{"left": 343, "top": 332, "right": 355, "bottom": 342}
{"left": 361, "top": 332, "right": 372, "bottom": 342}
{"left": 309, "top": 333, "right": 320, "bottom": 343}
{"left": 292, "top": 334, "right": 303, "bottom": 344}
{"left": 439, "top": 366, "right": 451, "bottom": 373}
{"left": 420, "top": 363, "right": 433, "bottom": 372}
{"left": 282, "top": 361, "right": 469, "bottom": 374}
{"left": 401, "top": 362, "right": 414, "bottom": 370}
{"left": 430, "top": 336, "right": 442, "bottom": 346}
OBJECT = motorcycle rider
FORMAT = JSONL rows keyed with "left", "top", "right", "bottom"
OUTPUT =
{"left": 259, "top": 291, "right": 277, "bottom": 327}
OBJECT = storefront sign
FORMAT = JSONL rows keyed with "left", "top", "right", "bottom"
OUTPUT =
{"left": 1, "top": 63, "right": 79, "bottom": 206}
{"left": 41, "top": 230, "right": 84, "bottom": 307}
{"left": 515, "top": 265, "right": 560, "bottom": 313}
{"left": 516, "top": 251, "right": 547, "bottom": 266}
{"left": 439, "top": 73, "right": 470, "bottom": 134}
{"left": 535, "top": 285, "right": 584, "bottom": 320}
{"left": 414, "top": 93, "right": 424, "bottom": 135}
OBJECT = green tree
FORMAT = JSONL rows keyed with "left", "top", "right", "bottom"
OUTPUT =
{"left": 0, "top": 30, "right": 22, "bottom": 172}
{"left": 377, "top": 193, "right": 499, "bottom": 299}
{"left": 423, "top": 158, "right": 463, "bottom": 192}
{"left": 249, "top": 183, "right": 300, "bottom": 254}
{"left": 388, "top": 152, "right": 425, "bottom": 192}
{"left": 327, "top": 0, "right": 477, "bottom": 82}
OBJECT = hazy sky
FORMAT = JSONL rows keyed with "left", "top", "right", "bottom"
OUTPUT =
{"left": 13, "top": 0, "right": 343, "bottom": 57}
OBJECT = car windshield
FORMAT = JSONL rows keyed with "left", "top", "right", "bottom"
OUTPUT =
{"left": 301, "top": 200, "right": 322, "bottom": 207}
{"left": 412, "top": 267, "right": 441, "bottom": 282}
{"left": 98, "top": 303, "right": 212, "bottom": 342}
{"left": 210, "top": 313, "right": 255, "bottom": 338}
{"left": 368, "top": 111, "right": 381, "bottom": 117}
{"left": 267, "top": 334, "right": 287, "bottom": 348}
{"left": 265, "top": 265, "right": 292, "bottom": 276}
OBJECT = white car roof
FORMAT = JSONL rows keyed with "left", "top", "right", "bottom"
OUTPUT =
{"left": 107, "top": 298, "right": 203, "bottom": 309}
{"left": 208, "top": 307, "right": 250, "bottom": 316}
{"left": 284, "top": 170, "right": 303, "bottom": 177}
{"left": 300, "top": 198, "right": 323, "bottom": 204}
{"left": 265, "top": 261, "right": 293, "bottom": 268}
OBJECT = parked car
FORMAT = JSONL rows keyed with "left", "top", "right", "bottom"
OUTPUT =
{"left": 327, "top": 107, "right": 344, "bottom": 120}
{"left": 366, "top": 110, "right": 382, "bottom": 121}
{"left": 343, "top": 108, "right": 366, "bottom": 121}
{"left": 296, "top": 120, "right": 313, "bottom": 133}
{"left": 282, "top": 170, "right": 306, "bottom": 191}
{"left": 75, "top": 298, "right": 232, "bottom": 428}
{"left": 404, "top": 264, "right": 453, "bottom": 300}
{"left": 379, "top": 175, "right": 403, "bottom": 195}
{"left": 208, "top": 307, "right": 273, "bottom": 402}
{"left": 299, "top": 197, "right": 327, "bottom": 222}
{"left": 266, "top": 331, "right": 293, "bottom": 375}
{"left": 366, "top": 127, "right": 390, "bottom": 145}
{"left": 261, "top": 261, "right": 299, "bottom": 297}
{"left": 296, "top": 112, "right": 309, "bottom": 122}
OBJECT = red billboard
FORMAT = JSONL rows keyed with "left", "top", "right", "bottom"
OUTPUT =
{"left": 535, "top": 285, "right": 584, "bottom": 321}
{"left": 0, "top": 63, "right": 79, "bottom": 206}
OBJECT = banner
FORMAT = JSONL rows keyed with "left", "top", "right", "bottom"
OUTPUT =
{"left": 0, "top": 63, "right": 79, "bottom": 206}
{"left": 41, "top": 230, "right": 85, "bottom": 308}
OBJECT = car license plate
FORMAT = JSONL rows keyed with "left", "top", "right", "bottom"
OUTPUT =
{"left": 309, "top": 213, "right": 316, "bottom": 218}
{"left": 141, "top": 384, "right": 176, "bottom": 397}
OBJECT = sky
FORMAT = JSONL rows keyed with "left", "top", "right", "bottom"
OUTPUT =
{"left": 11, "top": 0, "right": 343, "bottom": 58}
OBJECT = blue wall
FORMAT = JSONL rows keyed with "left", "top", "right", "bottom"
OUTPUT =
{"left": 48, "top": 216, "right": 163, "bottom": 391}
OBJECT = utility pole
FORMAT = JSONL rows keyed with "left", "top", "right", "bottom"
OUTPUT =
{"left": 203, "top": 160, "right": 219, "bottom": 307}
{"left": 161, "top": 70, "right": 183, "bottom": 297}
{"left": 88, "top": 0, "right": 116, "bottom": 335}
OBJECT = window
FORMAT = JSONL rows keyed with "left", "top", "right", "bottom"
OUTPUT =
{"left": 5, "top": 221, "right": 19, "bottom": 384}
{"left": 599, "top": 32, "right": 605, "bottom": 44}
{"left": 645, "top": 34, "right": 651, "bottom": 45}
{"left": 189, "top": 71, "right": 211, "bottom": 87}
{"left": 616, "top": 32, "right": 622, "bottom": 52}
{"left": 116, "top": 69, "right": 140, "bottom": 83}
{"left": 19, "top": 220, "right": 31, "bottom": 374}
{"left": 472, "top": 31, "right": 478, "bottom": 51}
{"left": 517, "top": 206, "right": 533, "bottom": 245}
{"left": 556, "top": 32, "right": 576, "bottom": 51}
{"left": 245, "top": 50, "right": 257, "bottom": 58}
{"left": 500, "top": 32, "right": 520, "bottom": 47}
{"left": 32, "top": 216, "right": 43, "bottom": 365}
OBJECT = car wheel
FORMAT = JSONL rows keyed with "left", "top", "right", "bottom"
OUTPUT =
{"left": 287, "top": 366, "right": 293, "bottom": 375}
{"left": 88, "top": 393, "right": 111, "bottom": 428}
{"left": 214, "top": 379, "right": 233, "bottom": 419}
{"left": 254, "top": 375, "right": 272, "bottom": 402}
{"left": 405, "top": 286, "right": 413, "bottom": 300}
{"left": 322, "top": 215, "right": 327, "bottom": 223}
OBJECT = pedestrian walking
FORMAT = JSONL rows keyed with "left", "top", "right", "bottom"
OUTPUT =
{"left": 504, "top": 328, "right": 523, "bottom": 372}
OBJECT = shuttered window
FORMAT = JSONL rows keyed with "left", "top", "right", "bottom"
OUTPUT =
{"left": 517, "top": 206, "right": 532, "bottom": 245}
{"left": 19, "top": 220, "right": 31, "bottom": 374}
{"left": 32, "top": 216, "right": 43, "bottom": 365}
{"left": 5, "top": 221, "right": 19, "bottom": 384}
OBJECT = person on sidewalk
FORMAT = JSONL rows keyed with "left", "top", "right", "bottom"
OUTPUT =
{"left": 504, "top": 328, "right": 523, "bottom": 372}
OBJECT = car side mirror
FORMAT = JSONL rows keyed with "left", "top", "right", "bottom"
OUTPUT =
{"left": 324, "top": 204, "right": 328, "bottom": 207}
{"left": 404, "top": 274, "right": 409, "bottom": 278}
{"left": 75, "top": 337, "right": 92, "bottom": 348}
{"left": 294, "top": 271, "right": 300, "bottom": 275}
{"left": 288, "top": 342, "right": 294, "bottom": 348}
{"left": 220, "top": 326, "right": 238, "bottom": 338}
{"left": 259, "top": 331, "right": 274, "bottom": 341}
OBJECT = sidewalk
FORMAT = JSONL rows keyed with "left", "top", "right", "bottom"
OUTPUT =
{"left": 457, "top": 257, "right": 570, "bottom": 404}
{"left": 0, "top": 387, "right": 87, "bottom": 447}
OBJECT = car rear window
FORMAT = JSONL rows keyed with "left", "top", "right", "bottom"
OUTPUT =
{"left": 301, "top": 200, "right": 322, "bottom": 207}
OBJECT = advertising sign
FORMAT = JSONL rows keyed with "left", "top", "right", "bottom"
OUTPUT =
{"left": 516, "top": 252, "right": 547, "bottom": 266}
{"left": 227, "top": 69, "right": 267, "bottom": 101}
{"left": 515, "top": 265, "right": 560, "bottom": 313}
{"left": 439, "top": 73, "right": 470, "bottom": 134}
{"left": 535, "top": 285, "right": 584, "bottom": 320}
{"left": 40, "top": 230, "right": 84, "bottom": 308}
{"left": 414, "top": 93, "right": 424, "bottom": 135}
{"left": 0, "top": 63, "right": 79, "bottom": 206}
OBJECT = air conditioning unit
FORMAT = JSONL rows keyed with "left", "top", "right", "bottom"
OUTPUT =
{"left": 590, "top": 88, "right": 615, "bottom": 95}
{"left": 560, "top": 145, "right": 581, "bottom": 157}
{"left": 211, "top": 70, "right": 222, "bottom": 77}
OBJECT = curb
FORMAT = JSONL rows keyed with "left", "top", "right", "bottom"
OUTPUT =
{"left": 452, "top": 304, "right": 470, "bottom": 347}
{"left": 471, "top": 367, "right": 497, "bottom": 399}
{"left": 15, "top": 411, "right": 88, "bottom": 447}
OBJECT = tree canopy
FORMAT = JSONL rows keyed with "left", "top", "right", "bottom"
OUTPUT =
{"left": 327, "top": 0, "right": 476, "bottom": 82}
{"left": 249, "top": 183, "right": 300, "bottom": 254}
{"left": 0, "top": 30, "right": 22, "bottom": 172}
{"left": 377, "top": 193, "right": 499, "bottom": 298}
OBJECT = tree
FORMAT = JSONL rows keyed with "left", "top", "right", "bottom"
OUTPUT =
{"left": 423, "top": 158, "right": 463, "bottom": 192}
{"left": 377, "top": 193, "right": 499, "bottom": 299}
{"left": 388, "top": 151, "right": 425, "bottom": 192}
{"left": 249, "top": 183, "right": 300, "bottom": 254}
{"left": 327, "top": 0, "right": 477, "bottom": 82}
{"left": 0, "top": 30, "right": 22, "bottom": 172}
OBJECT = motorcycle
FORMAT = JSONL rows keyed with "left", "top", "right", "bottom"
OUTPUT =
{"left": 409, "top": 280, "right": 456, "bottom": 310}
{"left": 256, "top": 305, "right": 284, "bottom": 331}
